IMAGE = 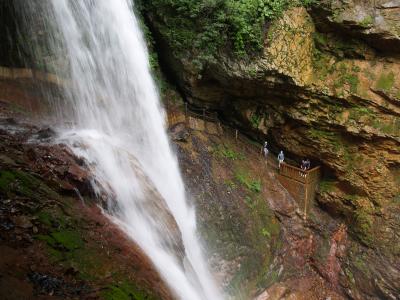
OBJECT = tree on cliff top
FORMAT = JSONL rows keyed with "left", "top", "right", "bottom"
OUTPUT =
{"left": 137, "top": 0, "right": 317, "bottom": 69}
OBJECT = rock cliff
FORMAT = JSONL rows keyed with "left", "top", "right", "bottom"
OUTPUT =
{"left": 141, "top": 1, "right": 400, "bottom": 299}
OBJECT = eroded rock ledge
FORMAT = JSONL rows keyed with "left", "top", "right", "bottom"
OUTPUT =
{"left": 0, "top": 110, "right": 174, "bottom": 300}
{"left": 143, "top": 1, "right": 400, "bottom": 299}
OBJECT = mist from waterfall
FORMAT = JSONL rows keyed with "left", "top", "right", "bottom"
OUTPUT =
{"left": 25, "top": 1, "right": 223, "bottom": 299}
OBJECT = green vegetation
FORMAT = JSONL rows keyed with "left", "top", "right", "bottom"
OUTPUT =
{"left": 138, "top": 0, "right": 317, "bottom": 69}
{"left": 319, "top": 180, "right": 336, "bottom": 193}
{"left": 372, "top": 118, "right": 400, "bottom": 135}
{"left": 37, "top": 211, "right": 52, "bottom": 227}
{"left": 0, "top": 169, "right": 59, "bottom": 201}
{"left": 349, "top": 106, "right": 375, "bottom": 120}
{"left": 352, "top": 65, "right": 361, "bottom": 72}
{"left": 225, "top": 180, "right": 237, "bottom": 190}
{"left": 308, "top": 128, "right": 338, "bottom": 141}
{"left": 51, "top": 230, "right": 84, "bottom": 251}
{"left": 102, "top": 282, "right": 156, "bottom": 300}
{"left": 359, "top": 15, "right": 373, "bottom": 28}
{"left": 244, "top": 195, "right": 256, "bottom": 208}
{"left": 345, "top": 74, "right": 359, "bottom": 93}
{"left": 353, "top": 210, "right": 374, "bottom": 246}
{"left": 376, "top": 71, "right": 395, "bottom": 92}
{"left": 250, "top": 111, "right": 262, "bottom": 128}
{"left": 308, "top": 129, "right": 358, "bottom": 170}
{"left": 235, "top": 170, "right": 261, "bottom": 193}
{"left": 214, "top": 145, "right": 245, "bottom": 160}
{"left": 333, "top": 68, "right": 359, "bottom": 93}
{"left": 261, "top": 227, "right": 271, "bottom": 238}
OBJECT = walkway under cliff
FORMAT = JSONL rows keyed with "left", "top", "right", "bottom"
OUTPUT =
{"left": 168, "top": 108, "right": 345, "bottom": 299}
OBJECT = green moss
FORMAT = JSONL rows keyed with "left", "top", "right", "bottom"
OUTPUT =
{"left": 314, "top": 234, "right": 331, "bottom": 264}
{"left": 235, "top": 170, "right": 261, "bottom": 193}
{"left": 259, "top": 268, "right": 281, "bottom": 290}
{"left": 345, "top": 268, "right": 356, "bottom": 286}
{"left": 36, "top": 234, "right": 58, "bottom": 247}
{"left": 394, "top": 194, "right": 400, "bottom": 203}
{"left": 0, "top": 170, "right": 16, "bottom": 192}
{"left": 376, "top": 72, "right": 395, "bottom": 92}
{"left": 37, "top": 211, "right": 53, "bottom": 227}
{"left": 244, "top": 195, "right": 256, "bottom": 209}
{"left": 250, "top": 111, "right": 262, "bottom": 129}
{"left": 214, "top": 145, "right": 245, "bottom": 160}
{"left": 51, "top": 230, "right": 84, "bottom": 251}
{"left": 313, "top": 32, "right": 328, "bottom": 47}
{"left": 372, "top": 119, "right": 400, "bottom": 135}
{"left": 353, "top": 210, "right": 374, "bottom": 246}
{"left": 365, "top": 69, "right": 376, "bottom": 81}
{"left": 0, "top": 169, "right": 59, "bottom": 200}
{"left": 353, "top": 254, "right": 370, "bottom": 274}
{"left": 225, "top": 180, "right": 237, "bottom": 191}
{"left": 102, "top": 282, "right": 157, "bottom": 300}
{"left": 344, "top": 74, "right": 359, "bottom": 93}
{"left": 261, "top": 227, "right": 271, "bottom": 238}
{"left": 319, "top": 180, "right": 336, "bottom": 193}
{"left": 349, "top": 106, "right": 375, "bottom": 120}
{"left": 308, "top": 128, "right": 338, "bottom": 141}
{"left": 66, "top": 248, "right": 106, "bottom": 280}
{"left": 47, "top": 247, "right": 64, "bottom": 262}
{"left": 359, "top": 15, "right": 373, "bottom": 28}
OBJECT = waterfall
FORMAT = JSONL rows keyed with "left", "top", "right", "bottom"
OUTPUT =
{"left": 26, "top": 1, "right": 223, "bottom": 299}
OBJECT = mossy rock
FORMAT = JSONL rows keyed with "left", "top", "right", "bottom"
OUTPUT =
{"left": 37, "top": 211, "right": 53, "bottom": 227}
{"left": 51, "top": 230, "right": 84, "bottom": 251}
{"left": 102, "top": 282, "right": 157, "bottom": 300}
{"left": 376, "top": 72, "right": 395, "bottom": 92}
{"left": 0, "top": 169, "right": 59, "bottom": 200}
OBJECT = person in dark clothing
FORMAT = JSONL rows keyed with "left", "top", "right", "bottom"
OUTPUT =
{"left": 300, "top": 159, "right": 307, "bottom": 177}
{"left": 301, "top": 159, "right": 307, "bottom": 170}
{"left": 305, "top": 159, "right": 311, "bottom": 170}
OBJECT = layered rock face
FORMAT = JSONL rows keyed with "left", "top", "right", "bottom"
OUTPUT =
{"left": 142, "top": 1, "right": 400, "bottom": 299}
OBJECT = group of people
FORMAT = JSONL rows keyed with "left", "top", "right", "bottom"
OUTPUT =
{"left": 262, "top": 141, "right": 285, "bottom": 167}
{"left": 262, "top": 141, "right": 311, "bottom": 172}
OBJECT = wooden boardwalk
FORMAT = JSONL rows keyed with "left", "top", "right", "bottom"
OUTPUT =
{"left": 277, "top": 163, "right": 321, "bottom": 219}
{"left": 167, "top": 102, "right": 322, "bottom": 218}
{"left": 167, "top": 102, "right": 223, "bottom": 135}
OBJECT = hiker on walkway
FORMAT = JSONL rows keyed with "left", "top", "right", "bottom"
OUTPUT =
{"left": 300, "top": 159, "right": 307, "bottom": 177}
{"left": 305, "top": 158, "right": 311, "bottom": 170}
{"left": 263, "top": 141, "right": 269, "bottom": 158}
{"left": 278, "top": 150, "right": 285, "bottom": 168}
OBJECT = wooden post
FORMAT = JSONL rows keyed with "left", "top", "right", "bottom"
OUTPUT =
{"left": 235, "top": 129, "right": 238, "bottom": 142}
{"left": 304, "top": 183, "right": 308, "bottom": 220}
{"left": 185, "top": 102, "right": 188, "bottom": 127}
{"left": 203, "top": 108, "right": 207, "bottom": 133}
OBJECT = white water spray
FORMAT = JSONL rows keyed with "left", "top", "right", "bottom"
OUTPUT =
{"left": 36, "top": 1, "right": 223, "bottom": 299}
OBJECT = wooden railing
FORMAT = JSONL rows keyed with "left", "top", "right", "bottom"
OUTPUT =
{"left": 279, "top": 163, "right": 321, "bottom": 184}
{"left": 167, "top": 102, "right": 322, "bottom": 218}
{"left": 278, "top": 162, "right": 321, "bottom": 219}
{"left": 184, "top": 102, "right": 219, "bottom": 123}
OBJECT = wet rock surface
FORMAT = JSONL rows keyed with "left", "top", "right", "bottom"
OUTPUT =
{"left": 0, "top": 106, "right": 173, "bottom": 300}
{"left": 173, "top": 125, "right": 345, "bottom": 299}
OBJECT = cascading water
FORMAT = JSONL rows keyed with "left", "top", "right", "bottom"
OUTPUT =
{"left": 25, "top": 1, "right": 223, "bottom": 299}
